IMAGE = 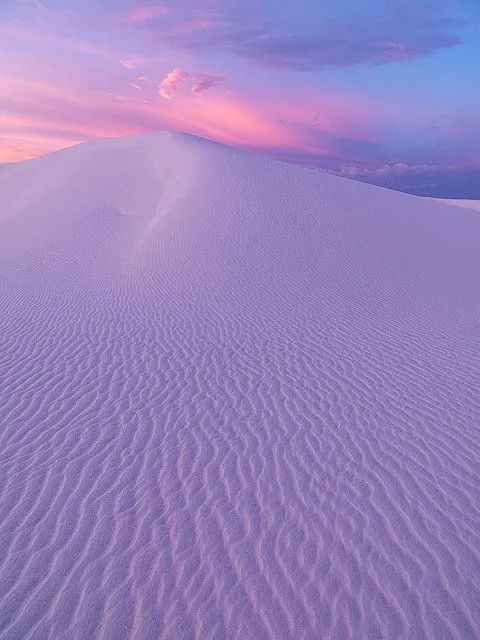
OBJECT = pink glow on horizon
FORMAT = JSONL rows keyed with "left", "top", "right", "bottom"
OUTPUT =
{"left": 2, "top": 59, "right": 377, "bottom": 165}
{"left": 1, "top": 0, "right": 478, "bottom": 199}
{"left": 163, "top": 95, "right": 306, "bottom": 149}
{"left": 1, "top": 58, "right": 475, "bottom": 180}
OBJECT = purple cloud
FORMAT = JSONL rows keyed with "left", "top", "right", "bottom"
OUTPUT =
{"left": 135, "top": 2, "right": 464, "bottom": 70}
{"left": 191, "top": 73, "right": 226, "bottom": 95}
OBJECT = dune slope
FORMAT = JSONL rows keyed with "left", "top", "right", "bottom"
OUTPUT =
{"left": 0, "top": 132, "right": 479, "bottom": 640}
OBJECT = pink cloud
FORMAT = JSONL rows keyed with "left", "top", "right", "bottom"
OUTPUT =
{"left": 378, "top": 41, "right": 413, "bottom": 61}
{"left": 159, "top": 68, "right": 226, "bottom": 99}
{"left": 158, "top": 67, "right": 189, "bottom": 100}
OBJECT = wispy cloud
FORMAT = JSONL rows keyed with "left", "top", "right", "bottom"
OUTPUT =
{"left": 120, "top": 58, "right": 143, "bottom": 69}
{"left": 191, "top": 73, "right": 226, "bottom": 95}
{"left": 158, "top": 67, "right": 226, "bottom": 99}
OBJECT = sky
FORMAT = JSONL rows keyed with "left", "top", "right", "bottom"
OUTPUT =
{"left": 1, "top": 0, "right": 479, "bottom": 196}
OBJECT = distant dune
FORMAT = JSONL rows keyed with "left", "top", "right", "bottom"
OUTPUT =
{"left": 433, "top": 198, "right": 480, "bottom": 211}
{"left": 0, "top": 132, "right": 479, "bottom": 640}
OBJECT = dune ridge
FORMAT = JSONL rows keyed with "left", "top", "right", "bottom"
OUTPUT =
{"left": 0, "top": 132, "right": 479, "bottom": 639}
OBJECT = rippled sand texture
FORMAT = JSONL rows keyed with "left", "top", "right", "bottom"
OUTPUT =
{"left": 1, "top": 132, "right": 479, "bottom": 640}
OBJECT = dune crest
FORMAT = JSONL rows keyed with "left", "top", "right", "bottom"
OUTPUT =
{"left": 1, "top": 132, "right": 479, "bottom": 640}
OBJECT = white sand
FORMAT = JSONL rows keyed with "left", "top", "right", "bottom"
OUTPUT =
{"left": 0, "top": 132, "right": 479, "bottom": 640}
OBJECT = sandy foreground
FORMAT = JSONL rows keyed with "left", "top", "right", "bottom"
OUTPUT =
{"left": 0, "top": 132, "right": 479, "bottom": 640}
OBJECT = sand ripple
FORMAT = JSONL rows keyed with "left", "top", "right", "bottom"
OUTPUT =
{"left": 0, "top": 133, "right": 479, "bottom": 639}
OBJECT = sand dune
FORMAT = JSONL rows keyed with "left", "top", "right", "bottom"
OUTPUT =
{"left": 434, "top": 199, "right": 480, "bottom": 212}
{"left": 0, "top": 132, "right": 479, "bottom": 640}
